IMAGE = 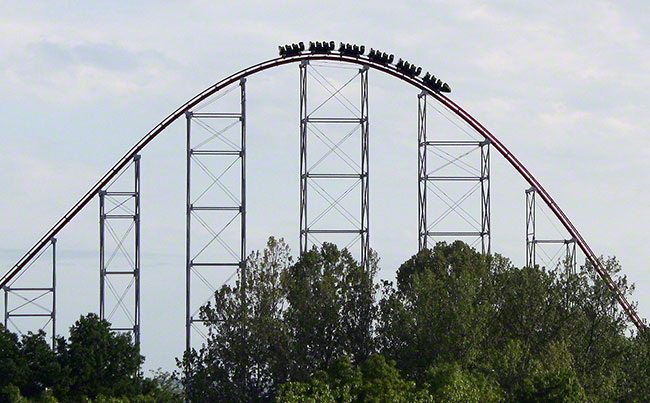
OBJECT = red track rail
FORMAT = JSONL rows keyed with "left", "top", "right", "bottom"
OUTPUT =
{"left": 1, "top": 52, "right": 644, "bottom": 331}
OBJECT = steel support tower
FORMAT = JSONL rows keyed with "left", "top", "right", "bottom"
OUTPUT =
{"left": 299, "top": 61, "right": 370, "bottom": 268}
{"left": 99, "top": 154, "right": 141, "bottom": 345}
{"left": 185, "top": 79, "right": 246, "bottom": 352}
{"left": 526, "top": 187, "right": 577, "bottom": 272}
{"left": 3, "top": 237, "right": 56, "bottom": 348}
{"left": 418, "top": 92, "right": 490, "bottom": 253}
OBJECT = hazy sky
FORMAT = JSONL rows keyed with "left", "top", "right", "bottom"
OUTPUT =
{"left": 1, "top": 1, "right": 649, "bottom": 372}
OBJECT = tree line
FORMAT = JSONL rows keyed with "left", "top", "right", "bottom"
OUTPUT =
{"left": 2, "top": 238, "right": 649, "bottom": 401}
{"left": 180, "top": 238, "right": 650, "bottom": 402}
{"left": 0, "top": 314, "right": 182, "bottom": 402}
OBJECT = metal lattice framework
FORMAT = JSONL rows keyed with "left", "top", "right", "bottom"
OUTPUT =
{"left": 1, "top": 49, "right": 644, "bottom": 339}
{"left": 299, "top": 61, "right": 370, "bottom": 267}
{"left": 185, "top": 79, "right": 247, "bottom": 351}
{"left": 3, "top": 238, "right": 56, "bottom": 347}
{"left": 99, "top": 154, "right": 141, "bottom": 345}
{"left": 526, "top": 187, "right": 577, "bottom": 273}
{"left": 418, "top": 92, "right": 490, "bottom": 253}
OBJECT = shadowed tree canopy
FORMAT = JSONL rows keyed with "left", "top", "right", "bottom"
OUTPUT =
{"left": 179, "top": 238, "right": 378, "bottom": 402}
{"left": 180, "top": 238, "right": 650, "bottom": 402}
{"left": 2, "top": 239, "right": 647, "bottom": 401}
{"left": 0, "top": 314, "right": 182, "bottom": 402}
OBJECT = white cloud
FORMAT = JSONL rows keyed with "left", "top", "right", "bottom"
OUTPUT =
{"left": 0, "top": 39, "right": 183, "bottom": 103}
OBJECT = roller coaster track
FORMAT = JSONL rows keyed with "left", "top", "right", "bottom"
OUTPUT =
{"left": 1, "top": 51, "right": 644, "bottom": 332}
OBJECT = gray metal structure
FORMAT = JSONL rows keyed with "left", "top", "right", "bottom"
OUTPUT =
{"left": 2, "top": 47, "right": 645, "bottom": 340}
{"left": 299, "top": 61, "right": 370, "bottom": 268}
{"left": 418, "top": 92, "right": 491, "bottom": 253}
{"left": 3, "top": 237, "right": 56, "bottom": 348}
{"left": 185, "top": 79, "right": 247, "bottom": 352}
{"left": 526, "top": 187, "right": 577, "bottom": 272}
{"left": 99, "top": 154, "right": 141, "bottom": 345}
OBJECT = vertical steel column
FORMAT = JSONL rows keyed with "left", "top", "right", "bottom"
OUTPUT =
{"left": 566, "top": 241, "right": 577, "bottom": 275}
{"left": 3, "top": 237, "right": 56, "bottom": 348}
{"left": 134, "top": 156, "right": 141, "bottom": 344}
{"left": 99, "top": 191, "right": 105, "bottom": 319}
{"left": 186, "top": 79, "right": 246, "bottom": 352}
{"left": 240, "top": 79, "right": 247, "bottom": 290}
{"left": 525, "top": 187, "right": 576, "bottom": 272}
{"left": 299, "top": 61, "right": 309, "bottom": 255}
{"left": 526, "top": 187, "right": 536, "bottom": 267}
{"left": 99, "top": 154, "right": 141, "bottom": 346}
{"left": 418, "top": 92, "right": 427, "bottom": 251}
{"left": 51, "top": 238, "right": 56, "bottom": 348}
{"left": 360, "top": 66, "right": 370, "bottom": 269}
{"left": 418, "top": 93, "right": 490, "bottom": 254}
{"left": 480, "top": 141, "right": 491, "bottom": 254}
{"left": 185, "top": 111, "right": 192, "bottom": 353}
{"left": 3, "top": 284, "right": 6, "bottom": 331}
{"left": 299, "top": 63, "right": 370, "bottom": 269}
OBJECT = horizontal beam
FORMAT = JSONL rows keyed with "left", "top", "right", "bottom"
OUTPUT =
{"left": 423, "top": 140, "right": 485, "bottom": 146}
{"left": 426, "top": 231, "right": 484, "bottom": 236}
{"left": 190, "top": 206, "right": 241, "bottom": 211}
{"left": 306, "top": 117, "right": 363, "bottom": 123}
{"left": 304, "top": 229, "right": 364, "bottom": 234}
{"left": 7, "top": 313, "right": 52, "bottom": 317}
{"left": 103, "top": 192, "right": 137, "bottom": 197}
{"left": 190, "top": 112, "right": 242, "bottom": 119}
{"left": 306, "top": 173, "right": 363, "bottom": 179}
{"left": 424, "top": 176, "right": 485, "bottom": 181}
{"left": 190, "top": 150, "right": 242, "bottom": 156}
{"left": 190, "top": 262, "right": 241, "bottom": 267}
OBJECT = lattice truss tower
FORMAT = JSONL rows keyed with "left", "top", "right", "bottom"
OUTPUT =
{"left": 417, "top": 92, "right": 490, "bottom": 254}
{"left": 3, "top": 238, "right": 56, "bottom": 348}
{"left": 99, "top": 155, "right": 141, "bottom": 345}
{"left": 526, "top": 187, "right": 578, "bottom": 273}
{"left": 184, "top": 80, "right": 246, "bottom": 350}
{"left": 299, "top": 60, "right": 369, "bottom": 267}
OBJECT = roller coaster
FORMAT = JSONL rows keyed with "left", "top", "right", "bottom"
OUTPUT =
{"left": 1, "top": 42, "right": 644, "bottom": 353}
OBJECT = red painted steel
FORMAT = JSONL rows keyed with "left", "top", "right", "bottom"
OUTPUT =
{"left": 1, "top": 52, "right": 644, "bottom": 331}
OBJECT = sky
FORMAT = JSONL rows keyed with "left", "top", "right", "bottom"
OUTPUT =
{"left": 1, "top": 1, "right": 649, "bottom": 372}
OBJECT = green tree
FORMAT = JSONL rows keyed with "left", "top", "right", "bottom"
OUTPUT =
{"left": 180, "top": 239, "right": 379, "bottom": 401}
{"left": 140, "top": 369, "right": 184, "bottom": 402}
{"left": 488, "top": 339, "right": 585, "bottom": 401}
{"left": 617, "top": 332, "right": 650, "bottom": 401}
{"left": 378, "top": 242, "right": 494, "bottom": 379}
{"left": 0, "top": 325, "right": 26, "bottom": 400}
{"left": 180, "top": 239, "right": 649, "bottom": 401}
{"left": 18, "top": 331, "right": 63, "bottom": 399}
{"left": 62, "top": 313, "right": 143, "bottom": 400}
{"left": 180, "top": 237, "right": 293, "bottom": 402}
{"left": 568, "top": 258, "right": 636, "bottom": 399}
{"left": 1, "top": 317, "right": 180, "bottom": 402}
{"left": 275, "top": 355, "right": 431, "bottom": 403}
{"left": 423, "top": 362, "right": 503, "bottom": 403}
{"left": 282, "top": 243, "right": 378, "bottom": 379}
{"left": 489, "top": 256, "right": 636, "bottom": 400}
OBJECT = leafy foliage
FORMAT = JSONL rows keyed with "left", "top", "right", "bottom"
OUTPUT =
{"left": 3, "top": 238, "right": 646, "bottom": 401}
{"left": 182, "top": 238, "right": 649, "bottom": 401}
{"left": 0, "top": 314, "right": 182, "bottom": 402}
{"left": 179, "top": 237, "right": 378, "bottom": 401}
{"left": 276, "top": 355, "right": 429, "bottom": 403}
